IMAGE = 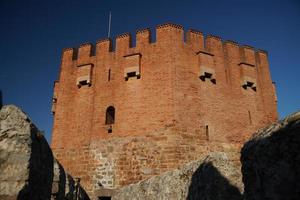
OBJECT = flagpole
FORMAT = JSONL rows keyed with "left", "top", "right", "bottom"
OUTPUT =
{"left": 108, "top": 11, "right": 112, "bottom": 38}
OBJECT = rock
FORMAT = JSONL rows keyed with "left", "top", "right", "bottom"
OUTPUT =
{"left": 0, "top": 105, "right": 90, "bottom": 200}
{"left": 241, "top": 111, "right": 300, "bottom": 200}
{"left": 113, "top": 152, "right": 243, "bottom": 200}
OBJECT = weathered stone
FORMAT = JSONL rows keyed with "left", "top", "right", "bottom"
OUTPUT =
{"left": 0, "top": 105, "right": 90, "bottom": 200}
{"left": 113, "top": 152, "right": 243, "bottom": 200}
{"left": 241, "top": 111, "right": 300, "bottom": 200}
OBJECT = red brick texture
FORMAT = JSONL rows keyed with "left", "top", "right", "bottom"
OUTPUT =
{"left": 51, "top": 23, "right": 277, "bottom": 197}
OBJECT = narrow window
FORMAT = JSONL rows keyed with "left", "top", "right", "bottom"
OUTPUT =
{"left": 205, "top": 125, "right": 209, "bottom": 141}
{"left": 105, "top": 106, "right": 115, "bottom": 125}
{"left": 248, "top": 111, "right": 252, "bottom": 125}
{"left": 108, "top": 69, "right": 111, "bottom": 81}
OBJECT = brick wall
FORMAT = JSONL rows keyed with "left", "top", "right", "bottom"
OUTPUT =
{"left": 51, "top": 23, "right": 277, "bottom": 198}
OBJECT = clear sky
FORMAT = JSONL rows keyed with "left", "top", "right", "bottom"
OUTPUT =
{"left": 1, "top": 0, "right": 299, "bottom": 142}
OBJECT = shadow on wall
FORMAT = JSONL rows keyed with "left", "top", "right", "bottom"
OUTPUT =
{"left": 187, "top": 161, "right": 243, "bottom": 200}
{"left": 56, "top": 161, "right": 67, "bottom": 200}
{"left": 241, "top": 117, "right": 300, "bottom": 200}
{"left": 17, "top": 128, "right": 54, "bottom": 200}
{"left": 15, "top": 130, "right": 90, "bottom": 200}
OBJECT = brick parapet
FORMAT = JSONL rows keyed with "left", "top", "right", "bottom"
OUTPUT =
{"left": 61, "top": 23, "right": 268, "bottom": 63}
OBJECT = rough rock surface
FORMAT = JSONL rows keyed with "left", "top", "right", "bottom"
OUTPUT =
{"left": 0, "top": 105, "right": 90, "bottom": 200}
{"left": 241, "top": 111, "right": 300, "bottom": 200}
{"left": 113, "top": 152, "right": 243, "bottom": 200}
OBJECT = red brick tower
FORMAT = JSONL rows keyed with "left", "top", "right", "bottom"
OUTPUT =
{"left": 51, "top": 23, "right": 277, "bottom": 197}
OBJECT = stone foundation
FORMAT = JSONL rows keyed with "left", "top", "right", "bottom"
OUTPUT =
{"left": 113, "top": 152, "right": 243, "bottom": 200}
{"left": 53, "top": 127, "right": 242, "bottom": 198}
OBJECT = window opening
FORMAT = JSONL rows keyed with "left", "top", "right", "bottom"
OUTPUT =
{"left": 125, "top": 71, "right": 140, "bottom": 81}
{"left": 242, "top": 81, "right": 256, "bottom": 91}
{"left": 199, "top": 72, "right": 216, "bottom": 84}
{"left": 105, "top": 106, "right": 115, "bottom": 125}
{"left": 108, "top": 69, "right": 111, "bottom": 81}
{"left": 248, "top": 111, "right": 252, "bottom": 125}
{"left": 79, "top": 80, "right": 88, "bottom": 86}
{"left": 205, "top": 125, "right": 209, "bottom": 141}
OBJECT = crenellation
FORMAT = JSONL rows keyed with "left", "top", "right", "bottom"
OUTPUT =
{"left": 156, "top": 22, "right": 184, "bottom": 30}
{"left": 61, "top": 47, "right": 76, "bottom": 62}
{"left": 189, "top": 28, "right": 203, "bottom": 35}
{"left": 78, "top": 43, "right": 94, "bottom": 65}
{"left": 60, "top": 24, "right": 269, "bottom": 68}
{"left": 116, "top": 33, "right": 132, "bottom": 54}
{"left": 257, "top": 49, "right": 268, "bottom": 56}
{"left": 206, "top": 34, "right": 222, "bottom": 40}
{"left": 156, "top": 23, "right": 184, "bottom": 44}
{"left": 205, "top": 35, "right": 223, "bottom": 55}
{"left": 242, "top": 45, "right": 255, "bottom": 50}
{"left": 223, "top": 40, "right": 239, "bottom": 46}
{"left": 186, "top": 29, "right": 204, "bottom": 52}
{"left": 256, "top": 50, "right": 270, "bottom": 74}
{"left": 136, "top": 28, "right": 151, "bottom": 48}
{"left": 256, "top": 50, "right": 272, "bottom": 85}
{"left": 96, "top": 38, "right": 111, "bottom": 44}
{"left": 62, "top": 47, "right": 75, "bottom": 53}
{"left": 136, "top": 27, "right": 151, "bottom": 34}
{"left": 240, "top": 45, "right": 256, "bottom": 66}
{"left": 204, "top": 35, "right": 228, "bottom": 85}
{"left": 116, "top": 32, "right": 131, "bottom": 39}
{"left": 223, "top": 41, "right": 243, "bottom": 90}
{"left": 79, "top": 42, "right": 94, "bottom": 48}
{"left": 96, "top": 38, "right": 112, "bottom": 56}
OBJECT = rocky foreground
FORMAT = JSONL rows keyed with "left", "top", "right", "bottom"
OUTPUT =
{"left": 242, "top": 111, "right": 300, "bottom": 199}
{"left": 0, "top": 105, "right": 299, "bottom": 200}
{"left": 113, "top": 152, "right": 243, "bottom": 200}
{"left": 0, "top": 105, "right": 90, "bottom": 200}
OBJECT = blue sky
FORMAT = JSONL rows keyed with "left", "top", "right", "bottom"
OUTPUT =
{"left": 1, "top": 0, "right": 299, "bottom": 142}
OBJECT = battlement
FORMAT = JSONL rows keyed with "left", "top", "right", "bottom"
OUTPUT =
{"left": 156, "top": 22, "right": 184, "bottom": 30}
{"left": 57, "top": 23, "right": 274, "bottom": 102}
{"left": 62, "top": 23, "right": 268, "bottom": 63}
{"left": 136, "top": 27, "right": 151, "bottom": 34}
